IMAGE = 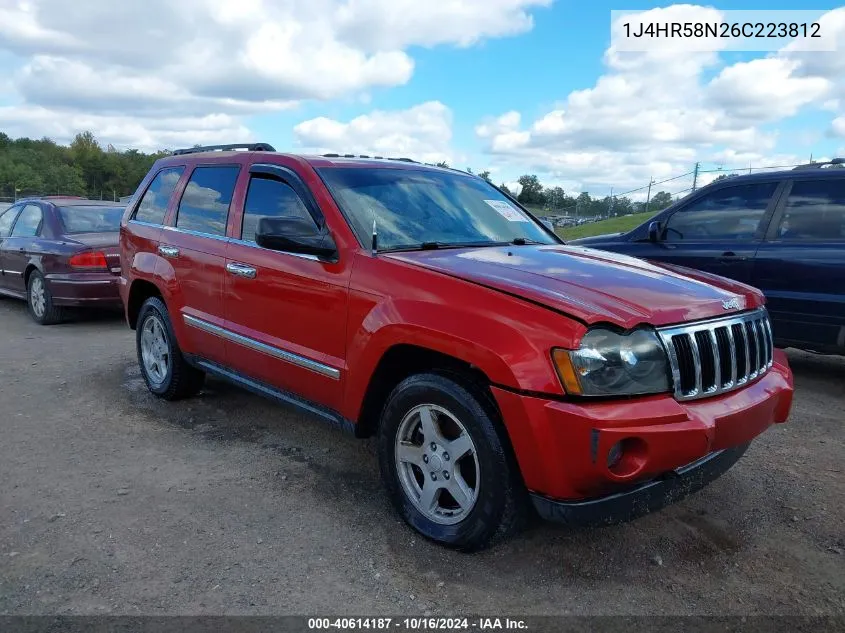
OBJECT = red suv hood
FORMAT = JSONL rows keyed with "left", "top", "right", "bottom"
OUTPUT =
{"left": 385, "top": 245, "right": 764, "bottom": 329}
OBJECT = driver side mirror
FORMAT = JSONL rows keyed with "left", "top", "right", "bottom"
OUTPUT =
{"left": 647, "top": 220, "right": 662, "bottom": 242}
{"left": 255, "top": 216, "right": 338, "bottom": 261}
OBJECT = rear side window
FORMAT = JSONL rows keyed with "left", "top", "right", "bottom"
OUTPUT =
{"left": 11, "top": 204, "right": 43, "bottom": 237}
{"left": 134, "top": 167, "right": 185, "bottom": 224}
{"left": 176, "top": 166, "right": 240, "bottom": 237}
{"left": 241, "top": 176, "right": 315, "bottom": 243}
{"left": 775, "top": 179, "right": 845, "bottom": 241}
{"left": 665, "top": 182, "right": 778, "bottom": 242}
{"left": 0, "top": 206, "right": 20, "bottom": 237}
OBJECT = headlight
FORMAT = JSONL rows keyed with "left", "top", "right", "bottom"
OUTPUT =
{"left": 552, "top": 328, "right": 671, "bottom": 396}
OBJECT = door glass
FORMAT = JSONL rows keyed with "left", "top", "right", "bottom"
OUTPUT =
{"left": 0, "top": 207, "right": 21, "bottom": 237}
{"left": 775, "top": 179, "right": 845, "bottom": 241}
{"left": 134, "top": 166, "right": 185, "bottom": 225}
{"left": 665, "top": 182, "right": 778, "bottom": 242}
{"left": 240, "top": 176, "right": 315, "bottom": 243}
{"left": 175, "top": 166, "right": 240, "bottom": 237}
{"left": 10, "top": 205, "right": 43, "bottom": 237}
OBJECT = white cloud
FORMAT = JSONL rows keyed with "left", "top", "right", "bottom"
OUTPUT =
{"left": 293, "top": 101, "right": 456, "bottom": 165}
{"left": 476, "top": 5, "right": 845, "bottom": 193}
{"left": 0, "top": 0, "right": 547, "bottom": 147}
{"left": 0, "top": 106, "right": 253, "bottom": 152}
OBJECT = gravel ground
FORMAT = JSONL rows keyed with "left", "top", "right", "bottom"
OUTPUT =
{"left": 0, "top": 297, "right": 843, "bottom": 616}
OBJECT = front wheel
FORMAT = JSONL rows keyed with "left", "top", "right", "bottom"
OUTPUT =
{"left": 377, "top": 373, "right": 527, "bottom": 551}
{"left": 136, "top": 296, "right": 205, "bottom": 400}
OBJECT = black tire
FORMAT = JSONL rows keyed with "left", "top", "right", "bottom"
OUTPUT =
{"left": 135, "top": 296, "right": 205, "bottom": 400}
{"left": 377, "top": 373, "right": 527, "bottom": 552}
{"left": 26, "top": 270, "right": 65, "bottom": 325}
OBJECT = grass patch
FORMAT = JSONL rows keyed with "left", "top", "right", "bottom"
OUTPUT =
{"left": 556, "top": 211, "right": 658, "bottom": 240}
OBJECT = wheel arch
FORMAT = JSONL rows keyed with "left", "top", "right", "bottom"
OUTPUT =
{"left": 355, "top": 343, "right": 497, "bottom": 439}
{"left": 127, "top": 279, "right": 164, "bottom": 330}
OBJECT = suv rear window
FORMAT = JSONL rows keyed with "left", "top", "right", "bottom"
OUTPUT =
{"left": 175, "top": 166, "right": 240, "bottom": 237}
{"left": 134, "top": 167, "right": 185, "bottom": 225}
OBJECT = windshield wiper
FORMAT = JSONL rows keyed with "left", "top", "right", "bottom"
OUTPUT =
{"left": 379, "top": 240, "right": 505, "bottom": 253}
{"left": 510, "top": 237, "right": 545, "bottom": 245}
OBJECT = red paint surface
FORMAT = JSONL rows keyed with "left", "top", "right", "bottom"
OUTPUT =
{"left": 120, "top": 153, "right": 794, "bottom": 503}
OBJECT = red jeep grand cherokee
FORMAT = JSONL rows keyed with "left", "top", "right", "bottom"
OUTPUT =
{"left": 119, "top": 143, "right": 794, "bottom": 551}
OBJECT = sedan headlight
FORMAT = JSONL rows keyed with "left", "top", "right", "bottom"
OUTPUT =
{"left": 552, "top": 328, "right": 671, "bottom": 396}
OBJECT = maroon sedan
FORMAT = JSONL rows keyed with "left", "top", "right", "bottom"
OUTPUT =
{"left": 0, "top": 197, "right": 125, "bottom": 324}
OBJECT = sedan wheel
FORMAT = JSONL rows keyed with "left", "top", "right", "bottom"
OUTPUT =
{"left": 29, "top": 275, "right": 46, "bottom": 319}
{"left": 26, "top": 270, "right": 65, "bottom": 325}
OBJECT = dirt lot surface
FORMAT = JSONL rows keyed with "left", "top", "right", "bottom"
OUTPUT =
{"left": 0, "top": 297, "right": 843, "bottom": 616}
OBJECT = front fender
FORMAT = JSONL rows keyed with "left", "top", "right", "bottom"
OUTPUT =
{"left": 342, "top": 291, "right": 583, "bottom": 422}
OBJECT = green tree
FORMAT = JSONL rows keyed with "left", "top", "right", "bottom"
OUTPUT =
{"left": 516, "top": 174, "right": 545, "bottom": 205}
{"left": 545, "top": 186, "right": 567, "bottom": 210}
{"left": 0, "top": 130, "right": 161, "bottom": 200}
{"left": 650, "top": 191, "right": 674, "bottom": 210}
{"left": 478, "top": 170, "right": 492, "bottom": 182}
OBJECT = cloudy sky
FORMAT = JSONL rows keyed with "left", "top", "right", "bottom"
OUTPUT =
{"left": 1, "top": 0, "right": 844, "bottom": 198}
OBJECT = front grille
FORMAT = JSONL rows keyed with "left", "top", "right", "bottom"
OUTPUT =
{"left": 657, "top": 308, "right": 773, "bottom": 401}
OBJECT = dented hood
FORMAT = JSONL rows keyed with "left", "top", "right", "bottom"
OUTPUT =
{"left": 385, "top": 244, "right": 764, "bottom": 329}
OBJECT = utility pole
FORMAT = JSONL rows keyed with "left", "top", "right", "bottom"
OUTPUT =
{"left": 691, "top": 162, "right": 700, "bottom": 192}
{"left": 609, "top": 187, "right": 614, "bottom": 217}
{"left": 645, "top": 177, "right": 653, "bottom": 212}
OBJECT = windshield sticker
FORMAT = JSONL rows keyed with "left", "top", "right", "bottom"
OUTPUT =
{"left": 484, "top": 199, "right": 529, "bottom": 222}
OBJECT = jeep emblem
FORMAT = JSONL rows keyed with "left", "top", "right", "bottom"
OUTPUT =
{"left": 722, "top": 298, "right": 742, "bottom": 311}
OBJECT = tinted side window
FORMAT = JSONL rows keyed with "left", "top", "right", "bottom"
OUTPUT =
{"left": 11, "top": 205, "right": 43, "bottom": 237}
{"left": 134, "top": 167, "right": 185, "bottom": 224}
{"left": 176, "top": 166, "right": 240, "bottom": 237}
{"left": 0, "top": 206, "right": 21, "bottom": 237}
{"left": 775, "top": 179, "right": 845, "bottom": 241}
{"left": 241, "top": 176, "right": 314, "bottom": 243}
{"left": 665, "top": 182, "right": 778, "bottom": 242}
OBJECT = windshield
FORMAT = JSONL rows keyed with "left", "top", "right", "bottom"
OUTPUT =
{"left": 58, "top": 205, "right": 124, "bottom": 234}
{"left": 318, "top": 167, "right": 558, "bottom": 251}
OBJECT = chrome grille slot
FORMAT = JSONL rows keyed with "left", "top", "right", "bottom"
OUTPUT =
{"left": 658, "top": 308, "right": 774, "bottom": 401}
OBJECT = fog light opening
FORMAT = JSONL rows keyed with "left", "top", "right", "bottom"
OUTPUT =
{"left": 607, "top": 442, "right": 623, "bottom": 469}
{"left": 607, "top": 437, "right": 648, "bottom": 478}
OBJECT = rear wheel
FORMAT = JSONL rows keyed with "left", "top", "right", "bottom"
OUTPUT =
{"left": 27, "top": 270, "right": 65, "bottom": 325}
{"left": 377, "top": 373, "right": 526, "bottom": 551}
{"left": 136, "top": 296, "right": 205, "bottom": 400}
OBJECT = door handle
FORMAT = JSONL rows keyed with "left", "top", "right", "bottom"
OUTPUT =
{"left": 226, "top": 262, "right": 257, "bottom": 279}
{"left": 158, "top": 245, "right": 180, "bottom": 258}
{"left": 719, "top": 251, "right": 747, "bottom": 262}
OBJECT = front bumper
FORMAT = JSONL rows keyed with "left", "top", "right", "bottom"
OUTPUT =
{"left": 530, "top": 442, "right": 748, "bottom": 526}
{"left": 46, "top": 273, "right": 122, "bottom": 308}
{"left": 493, "top": 349, "right": 793, "bottom": 519}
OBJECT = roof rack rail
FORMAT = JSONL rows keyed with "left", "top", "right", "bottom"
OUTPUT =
{"left": 320, "top": 153, "right": 420, "bottom": 164}
{"left": 171, "top": 143, "right": 276, "bottom": 156}
{"left": 792, "top": 157, "right": 845, "bottom": 170}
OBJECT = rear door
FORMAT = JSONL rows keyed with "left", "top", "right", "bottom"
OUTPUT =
{"left": 3, "top": 203, "right": 44, "bottom": 295}
{"left": 0, "top": 204, "right": 23, "bottom": 293}
{"left": 752, "top": 177, "right": 845, "bottom": 351}
{"left": 640, "top": 180, "right": 783, "bottom": 285}
{"left": 161, "top": 164, "right": 240, "bottom": 365}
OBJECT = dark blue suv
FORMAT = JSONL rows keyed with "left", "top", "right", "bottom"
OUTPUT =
{"left": 571, "top": 161, "right": 845, "bottom": 356}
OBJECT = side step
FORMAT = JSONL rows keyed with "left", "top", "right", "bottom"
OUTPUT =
{"left": 191, "top": 357, "right": 357, "bottom": 436}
